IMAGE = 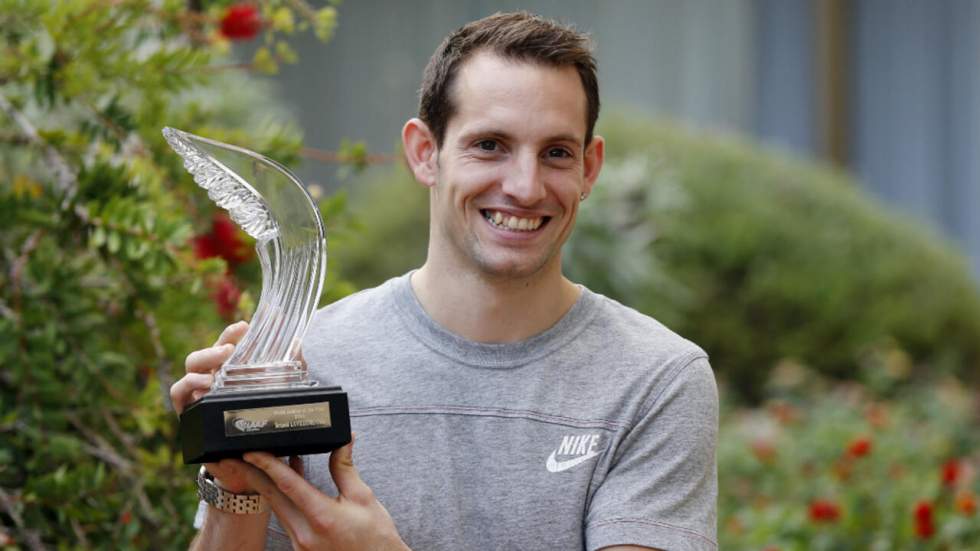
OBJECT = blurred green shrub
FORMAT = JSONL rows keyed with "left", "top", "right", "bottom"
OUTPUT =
{"left": 334, "top": 114, "right": 980, "bottom": 402}
{"left": 0, "top": 1, "right": 345, "bottom": 548}
{"left": 332, "top": 165, "right": 430, "bottom": 288}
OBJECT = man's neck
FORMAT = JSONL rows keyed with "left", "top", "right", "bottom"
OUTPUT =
{"left": 410, "top": 263, "right": 581, "bottom": 344}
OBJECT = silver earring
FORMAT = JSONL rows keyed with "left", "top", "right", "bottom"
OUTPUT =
{"left": 580, "top": 192, "right": 587, "bottom": 201}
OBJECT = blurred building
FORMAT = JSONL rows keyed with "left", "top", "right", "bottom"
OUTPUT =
{"left": 269, "top": 0, "right": 980, "bottom": 275}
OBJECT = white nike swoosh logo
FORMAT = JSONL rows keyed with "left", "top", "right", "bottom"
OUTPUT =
{"left": 546, "top": 449, "right": 600, "bottom": 473}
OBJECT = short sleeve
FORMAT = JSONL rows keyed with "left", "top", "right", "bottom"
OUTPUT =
{"left": 585, "top": 356, "right": 718, "bottom": 551}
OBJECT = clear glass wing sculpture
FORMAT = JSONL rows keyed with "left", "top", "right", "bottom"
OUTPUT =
{"left": 163, "top": 127, "right": 325, "bottom": 391}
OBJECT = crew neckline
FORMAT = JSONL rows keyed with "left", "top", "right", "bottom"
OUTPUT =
{"left": 389, "top": 272, "right": 599, "bottom": 369}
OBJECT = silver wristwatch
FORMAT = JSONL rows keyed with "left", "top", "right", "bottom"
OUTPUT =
{"left": 197, "top": 466, "right": 268, "bottom": 514}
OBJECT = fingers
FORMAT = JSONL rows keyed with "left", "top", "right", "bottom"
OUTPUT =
{"left": 169, "top": 372, "right": 213, "bottom": 414}
{"left": 214, "top": 320, "right": 249, "bottom": 347}
{"left": 207, "top": 458, "right": 255, "bottom": 494}
{"left": 235, "top": 459, "right": 309, "bottom": 538}
{"left": 174, "top": 322, "right": 248, "bottom": 414}
{"left": 185, "top": 344, "right": 235, "bottom": 374}
{"left": 243, "top": 452, "right": 331, "bottom": 518}
{"left": 329, "top": 435, "right": 373, "bottom": 503}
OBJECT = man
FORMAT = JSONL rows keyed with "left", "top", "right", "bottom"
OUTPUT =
{"left": 171, "top": 11, "right": 717, "bottom": 551}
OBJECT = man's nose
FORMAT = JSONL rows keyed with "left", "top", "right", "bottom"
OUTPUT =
{"left": 501, "top": 152, "right": 546, "bottom": 205}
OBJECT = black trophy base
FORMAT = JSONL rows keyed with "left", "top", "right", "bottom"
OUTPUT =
{"left": 179, "top": 386, "right": 350, "bottom": 464}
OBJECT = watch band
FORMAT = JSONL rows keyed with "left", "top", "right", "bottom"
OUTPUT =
{"left": 197, "top": 466, "right": 268, "bottom": 515}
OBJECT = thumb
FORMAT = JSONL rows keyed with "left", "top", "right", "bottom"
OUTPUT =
{"left": 329, "top": 434, "right": 372, "bottom": 503}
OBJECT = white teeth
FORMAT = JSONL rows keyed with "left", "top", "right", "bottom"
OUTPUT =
{"left": 484, "top": 210, "right": 544, "bottom": 232}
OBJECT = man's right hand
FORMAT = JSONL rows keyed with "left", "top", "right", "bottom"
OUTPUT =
{"left": 170, "top": 320, "right": 253, "bottom": 493}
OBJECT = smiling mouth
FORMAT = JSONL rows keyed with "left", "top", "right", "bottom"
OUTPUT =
{"left": 481, "top": 209, "right": 550, "bottom": 232}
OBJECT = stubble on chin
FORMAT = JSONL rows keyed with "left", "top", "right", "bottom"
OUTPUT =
{"left": 459, "top": 224, "right": 560, "bottom": 282}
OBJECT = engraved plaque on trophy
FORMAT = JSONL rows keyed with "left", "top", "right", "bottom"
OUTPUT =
{"left": 163, "top": 127, "right": 350, "bottom": 464}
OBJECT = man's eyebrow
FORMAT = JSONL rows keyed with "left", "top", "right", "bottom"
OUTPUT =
{"left": 546, "top": 133, "right": 584, "bottom": 146}
{"left": 457, "top": 128, "right": 513, "bottom": 142}
{"left": 457, "top": 128, "right": 583, "bottom": 147}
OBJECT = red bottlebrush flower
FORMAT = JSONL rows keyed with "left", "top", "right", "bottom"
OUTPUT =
{"left": 808, "top": 499, "right": 841, "bottom": 523}
{"left": 192, "top": 233, "right": 219, "bottom": 260}
{"left": 220, "top": 4, "right": 262, "bottom": 41}
{"left": 192, "top": 212, "right": 252, "bottom": 268}
{"left": 942, "top": 459, "right": 961, "bottom": 487}
{"left": 212, "top": 277, "right": 242, "bottom": 320}
{"left": 119, "top": 510, "right": 132, "bottom": 525}
{"left": 209, "top": 212, "right": 252, "bottom": 265}
{"left": 914, "top": 501, "right": 935, "bottom": 539}
{"left": 956, "top": 492, "right": 977, "bottom": 515}
{"left": 847, "top": 436, "right": 872, "bottom": 458}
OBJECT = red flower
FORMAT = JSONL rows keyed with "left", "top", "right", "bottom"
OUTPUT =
{"left": 192, "top": 212, "right": 252, "bottom": 269}
{"left": 219, "top": 3, "right": 262, "bottom": 41}
{"left": 847, "top": 436, "right": 872, "bottom": 458}
{"left": 119, "top": 510, "right": 132, "bottom": 525}
{"left": 914, "top": 501, "right": 935, "bottom": 539}
{"left": 956, "top": 492, "right": 977, "bottom": 516}
{"left": 942, "top": 459, "right": 961, "bottom": 487}
{"left": 767, "top": 401, "right": 799, "bottom": 425}
{"left": 212, "top": 276, "right": 242, "bottom": 320}
{"left": 808, "top": 499, "right": 841, "bottom": 523}
{"left": 750, "top": 438, "right": 777, "bottom": 463}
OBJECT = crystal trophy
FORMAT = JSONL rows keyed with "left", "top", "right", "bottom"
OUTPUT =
{"left": 163, "top": 127, "right": 350, "bottom": 464}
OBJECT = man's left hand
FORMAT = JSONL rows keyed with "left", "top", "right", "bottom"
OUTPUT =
{"left": 238, "top": 437, "right": 409, "bottom": 551}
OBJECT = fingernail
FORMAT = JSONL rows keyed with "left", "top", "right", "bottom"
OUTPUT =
{"left": 242, "top": 452, "right": 255, "bottom": 463}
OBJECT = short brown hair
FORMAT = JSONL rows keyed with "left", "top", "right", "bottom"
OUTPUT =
{"left": 418, "top": 11, "right": 600, "bottom": 148}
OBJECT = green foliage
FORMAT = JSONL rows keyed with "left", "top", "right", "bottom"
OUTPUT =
{"left": 332, "top": 166, "right": 429, "bottom": 289}
{"left": 333, "top": 114, "right": 980, "bottom": 403}
{"left": 0, "top": 1, "right": 349, "bottom": 547}
{"left": 568, "top": 115, "right": 980, "bottom": 402}
{"left": 719, "top": 375, "right": 980, "bottom": 549}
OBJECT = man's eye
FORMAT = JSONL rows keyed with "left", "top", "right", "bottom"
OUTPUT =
{"left": 548, "top": 148, "right": 572, "bottom": 159}
{"left": 477, "top": 140, "right": 497, "bottom": 151}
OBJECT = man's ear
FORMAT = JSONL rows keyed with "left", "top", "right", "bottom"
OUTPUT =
{"left": 582, "top": 135, "right": 605, "bottom": 197}
{"left": 402, "top": 118, "right": 438, "bottom": 188}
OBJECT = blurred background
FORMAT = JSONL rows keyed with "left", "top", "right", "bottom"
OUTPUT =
{"left": 1, "top": 1, "right": 978, "bottom": 549}
{"left": 276, "top": 0, "right": 980, "bottom": 277}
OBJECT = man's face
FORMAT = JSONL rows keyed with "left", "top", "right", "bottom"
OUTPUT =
{"left": 428, "top": 51, "right": 603, "bottom": 281}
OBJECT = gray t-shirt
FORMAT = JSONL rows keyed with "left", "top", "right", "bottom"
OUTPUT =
{"left": 203, "top": 273, "right": 718, "bottom": 550}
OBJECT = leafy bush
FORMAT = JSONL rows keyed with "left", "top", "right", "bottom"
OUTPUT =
{"left": 334, "top": 114, "right": 980, "bottom": 402}
{"left": 0, "top": 1, "right": 346, "bottom": 548}
{"left": 719, "top": 373, "right": 980, "bottom": 549}
{"left": 568, "top": 115, "right": 980, "bottom": 401}
{"left": 332, "top": 166, "right": 429, "bottom": 289}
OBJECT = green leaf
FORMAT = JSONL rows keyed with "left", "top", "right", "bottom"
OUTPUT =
{"left": 106, "top": 231, "right": 121, "bottom": 253}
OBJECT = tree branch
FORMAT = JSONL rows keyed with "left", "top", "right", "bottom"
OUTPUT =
{"left": 66, "top": 414, "right": 134, "bottom": 474}
{"left": 300, "top": 146, "right": 398, "bottom": 166}
{"left": 0, "top": 487, "right": 45, "bottom": 551}
{"left": 138, "top": 308, "right": 174, "bottom": 411}
{"left": 0, "top": 91, "right": 78, "bottom": 208}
